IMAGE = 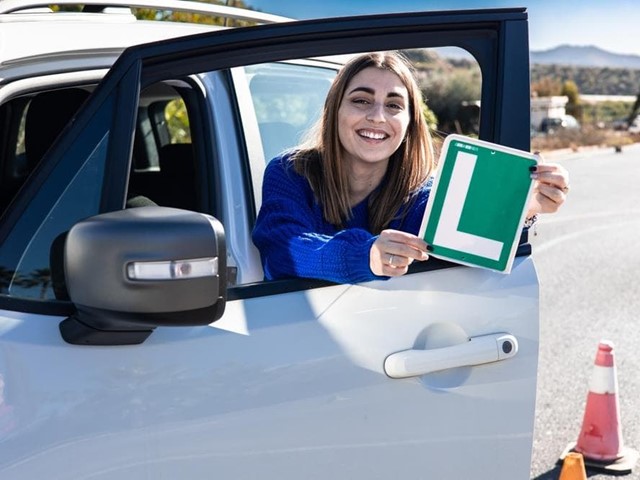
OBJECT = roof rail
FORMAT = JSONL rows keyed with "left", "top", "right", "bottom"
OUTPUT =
{"left": 0, "top": 0, "right": 292, "bottom": 24}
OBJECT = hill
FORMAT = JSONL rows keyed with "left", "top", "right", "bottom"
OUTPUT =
{"left": 530, "top": 45, "right": 640, "bottom": 69}
{"left": 438, "top": 45, "right": 640, "bottom": 97}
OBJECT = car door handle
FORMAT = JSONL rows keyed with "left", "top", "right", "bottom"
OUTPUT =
{"left": 384, "top": 333, "right": 518, "bottom": 379}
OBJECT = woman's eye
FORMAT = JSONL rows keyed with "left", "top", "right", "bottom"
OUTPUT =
{"left": 387, "top": 103, "right": 404, "bottom": 111}
{"left": 352, "top": 98, "right": 369, "bottom": 105}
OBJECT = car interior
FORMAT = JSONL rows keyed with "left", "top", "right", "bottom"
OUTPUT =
{"left": 0, "top": 82, "right": 203, "bottom": 219}
{"left": 0, "top": 87, "right": 91, "bottom": 216}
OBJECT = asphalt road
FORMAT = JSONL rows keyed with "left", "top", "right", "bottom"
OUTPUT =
{"left": 529, "top": 143, "right": 640, "bottom": 479}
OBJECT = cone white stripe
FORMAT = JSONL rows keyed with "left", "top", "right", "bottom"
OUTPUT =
{"left": 588, "top": 365, "right": 618, "bottom": 394}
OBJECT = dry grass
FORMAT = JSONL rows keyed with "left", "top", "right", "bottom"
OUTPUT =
{"left": 531, "top": 128, "right": 640, "bottom": 154}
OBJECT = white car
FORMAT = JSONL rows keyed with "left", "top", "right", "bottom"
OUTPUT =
{"left": 0, "top": 2, "right": 538, "bottom": 478}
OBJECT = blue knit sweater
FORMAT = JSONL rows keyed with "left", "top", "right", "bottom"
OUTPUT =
{"left": 252, "top": 153, "right": 431, "bottom": 283}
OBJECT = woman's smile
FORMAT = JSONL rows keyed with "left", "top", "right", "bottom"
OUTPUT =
{"left": 357, "top": 128, "right": 389, "bottom": 141}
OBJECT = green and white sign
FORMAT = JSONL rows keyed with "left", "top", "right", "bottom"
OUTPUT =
{"left": 419, "top": 134, "right": 538, "bottom": 273}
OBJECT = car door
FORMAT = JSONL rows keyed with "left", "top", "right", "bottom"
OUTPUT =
{"left": 0, "top": 8, "right": 537, "bottom": 480}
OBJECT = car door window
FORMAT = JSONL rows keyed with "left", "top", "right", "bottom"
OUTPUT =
{"left": 0, "top": 101, "right": 112, "bottom": 300}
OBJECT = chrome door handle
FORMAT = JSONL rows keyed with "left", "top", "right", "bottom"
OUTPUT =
{"left": 384, "top": 333, "right": 518, "bottom": 379}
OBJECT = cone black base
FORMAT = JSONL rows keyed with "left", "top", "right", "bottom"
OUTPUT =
{"left": 560, "top": 442, "right": 639, "bottom": 475}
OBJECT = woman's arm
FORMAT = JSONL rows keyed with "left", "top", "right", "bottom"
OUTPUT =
{"left": 252, "top": 156, "right": 382, "bottom": 283}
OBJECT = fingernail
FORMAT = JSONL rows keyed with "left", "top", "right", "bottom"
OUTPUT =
{"left": 426, "top": 244, "right": 433, "bottom": 252}
{"left": 529, "top": 165, "right": 537, "bottom": 172}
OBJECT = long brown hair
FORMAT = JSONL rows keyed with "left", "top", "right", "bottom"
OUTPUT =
{"left": 292, "top": 51, "right": 435, "bottom": 233}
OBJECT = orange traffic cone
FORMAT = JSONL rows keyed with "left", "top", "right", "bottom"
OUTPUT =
{"left": 561, "top": 340, "right": 639, "bottom": 474}
{"left": 559, "top": 452, "right": 586, "bottom": 480}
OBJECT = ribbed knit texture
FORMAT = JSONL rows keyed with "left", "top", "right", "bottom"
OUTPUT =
{"left": 252, "top": 153, "right": 431, "bottom": 283}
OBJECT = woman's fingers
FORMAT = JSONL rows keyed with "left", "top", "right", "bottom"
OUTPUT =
{"left": 528, "top": 162, "right": 570, "bottom": 214}
{"left": 380, "top": 230, "right": 430, "bottom": 261}
{"left": 370, "top": 230, "right": 430, "bottom": 277}
{"left": 530, "top": 163, "right": 569, "bottom": 190}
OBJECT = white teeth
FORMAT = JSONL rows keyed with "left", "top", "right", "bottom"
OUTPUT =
{"left": 359, "top": 130, "right": 387, "bottom": 140}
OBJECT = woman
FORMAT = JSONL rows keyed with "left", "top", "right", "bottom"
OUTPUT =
{"left": 252, "top": 51, "right": 569, "bottom": 283}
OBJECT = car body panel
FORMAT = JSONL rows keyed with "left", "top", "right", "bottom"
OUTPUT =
{"left": 0, "top": 257, "right": 537, "bottom": 479}
{"left": 0, "top": 18, "right": 219, "bottom": 82}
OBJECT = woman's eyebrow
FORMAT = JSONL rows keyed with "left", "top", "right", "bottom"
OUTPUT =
{"left": 347, "top": 86, "right": 406, "bottom": 99}
{"left": 347, "top": 86, "right": 375, "bottom": 95}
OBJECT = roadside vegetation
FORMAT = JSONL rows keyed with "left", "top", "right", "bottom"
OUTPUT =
{"left": 531, "top": 74, "right": 640, "bottom": 152}
{"left": 531, "top": 128, "right": 640, "bottom": 153}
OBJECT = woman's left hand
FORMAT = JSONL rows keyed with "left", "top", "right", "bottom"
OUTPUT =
{"left": 527, "top": 160, "right": 570, "bottom": 216}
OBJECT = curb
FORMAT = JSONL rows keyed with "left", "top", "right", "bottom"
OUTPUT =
{"left": 538, "top": 142, "right": 640, "bottom": 160}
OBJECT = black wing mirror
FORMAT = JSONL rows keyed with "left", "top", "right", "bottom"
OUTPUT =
{"left": 59, "top": 207, "right": 226, "bottom": 345}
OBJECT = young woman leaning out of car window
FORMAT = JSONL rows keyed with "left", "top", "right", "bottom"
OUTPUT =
{"left": 252, "top": 51, "right": 570, "bottom": 283}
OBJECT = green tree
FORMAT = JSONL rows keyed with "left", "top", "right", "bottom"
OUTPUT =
{"left": 423, "top": 67, "right": 481, "bottom": 135}
{"left": 561, "top": 80, "right": 581, "bottom": 121}
{"left": 421, "top": 101, "right": 438, "bottom": 132}
{"left": 133, "top": 0, "right": 255, "bottom": 27}
{"left": 54, "top": 1, "right": 256, "bottom": 26}
{"left": 165, "top": 99, "right": 191, "bottom": 143}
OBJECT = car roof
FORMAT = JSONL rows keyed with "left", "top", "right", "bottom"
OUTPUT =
{"left": 0, "top": 0, "right": 292, "bottom": 81}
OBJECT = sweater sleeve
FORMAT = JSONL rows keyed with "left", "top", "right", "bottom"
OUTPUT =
{"left": 252, "top": 156, "right": 382, "bottom": 284}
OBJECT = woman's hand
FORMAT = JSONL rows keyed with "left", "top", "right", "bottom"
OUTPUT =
{"left": 527, "top": 159, "right": 570, "bottom": 217}
{"left": 370, "top": 229, "right": 430, "bottom": 277}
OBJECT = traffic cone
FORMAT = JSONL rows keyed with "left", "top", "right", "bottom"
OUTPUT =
{"left": 560, "top": 340, "right": 639, "bottom": 474}
{"left": 559, "top": 452, "right": 586, "bottom": 480}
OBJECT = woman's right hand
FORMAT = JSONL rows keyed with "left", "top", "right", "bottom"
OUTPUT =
{"left": 370, "top": 229, "right": 430, "bottom": 277}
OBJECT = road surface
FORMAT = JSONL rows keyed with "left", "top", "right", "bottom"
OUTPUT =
{"left": 530, "top": 143, "right": 640, "bottom": 479}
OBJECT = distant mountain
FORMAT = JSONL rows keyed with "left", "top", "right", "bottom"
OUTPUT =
{"left": 530, "top": 45, "right": 640, "bottom": 69}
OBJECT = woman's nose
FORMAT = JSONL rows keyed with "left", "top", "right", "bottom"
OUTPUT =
{"left": 366, "top": 102, "right": 385, "bottom": 122}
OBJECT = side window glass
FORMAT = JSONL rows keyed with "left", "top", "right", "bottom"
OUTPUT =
{"left": 8, "top": 135, "right": 107, "bottom": 299}
{"left": 0, "top": 92, "right": 116, "bottom": 301}
{"left": 245, "top": 62, "right": 336, "bottom": 161}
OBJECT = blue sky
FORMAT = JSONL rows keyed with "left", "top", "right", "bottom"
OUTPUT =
{"left": 246, "top": 0, "right": 640, "bottom": 56}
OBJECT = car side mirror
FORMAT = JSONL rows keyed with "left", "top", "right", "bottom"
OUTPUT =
{"left": 59, "top": 207, "right": 226, "bottom": 345}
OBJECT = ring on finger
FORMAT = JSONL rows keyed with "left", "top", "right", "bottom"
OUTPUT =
{"left": 388, "top": 254, "right": 394, "bottom": 266}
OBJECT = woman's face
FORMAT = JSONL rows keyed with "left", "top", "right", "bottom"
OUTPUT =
{"left": 338, "top": 67, "right": 410, "bottom": 171}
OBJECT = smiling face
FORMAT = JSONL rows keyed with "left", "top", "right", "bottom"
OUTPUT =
{"left": 337, "top": 67, "right": 410, "bottom": 174}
